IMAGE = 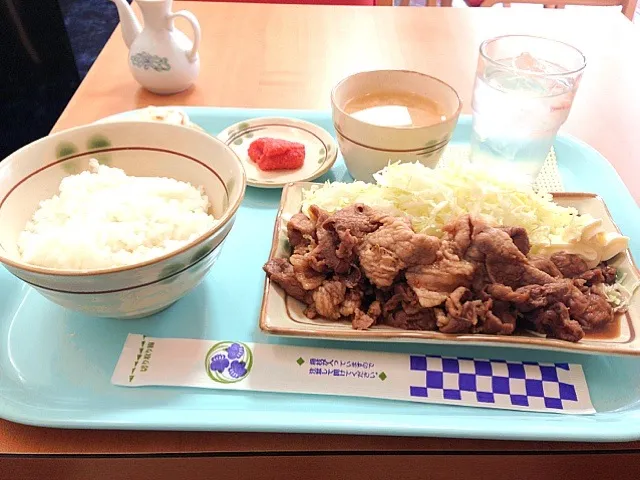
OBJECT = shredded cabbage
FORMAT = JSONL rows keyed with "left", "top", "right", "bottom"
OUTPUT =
{"left": 302, "top": 162, "right": 588, "bottom": 253}
{"left": 301, "top": 161, "right": 636, "bottom": 311}
{"left": 603, "top": 272, "right": 640, "bottom": 313}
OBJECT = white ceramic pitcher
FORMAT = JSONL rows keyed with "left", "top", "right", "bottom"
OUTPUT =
{"left": 111, "top": 0, "right": 201, "bottom": 95}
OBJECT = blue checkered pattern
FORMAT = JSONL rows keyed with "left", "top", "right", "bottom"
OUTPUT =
{"left": 409, "top": 355, "right": 579, "bottom": 410}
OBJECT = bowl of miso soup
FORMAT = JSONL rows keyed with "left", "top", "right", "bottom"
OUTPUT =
{"left": 331, "top": 70, "right": 461, "bottom": 182}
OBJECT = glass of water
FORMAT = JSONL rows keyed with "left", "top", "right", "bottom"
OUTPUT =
{"left": 469, "top": 35, "right": 586, "bottom": 180}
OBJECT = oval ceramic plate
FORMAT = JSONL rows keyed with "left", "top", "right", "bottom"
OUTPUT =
{"left": 260, "top": 183, "right": 640, "bottom": 357}
{"left": 216, "top": 117, "right": 338, "bottom": 188}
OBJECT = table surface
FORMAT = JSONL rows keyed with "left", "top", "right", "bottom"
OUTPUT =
{"left": 4, "top": 0, "right": 640, "bottom": 466}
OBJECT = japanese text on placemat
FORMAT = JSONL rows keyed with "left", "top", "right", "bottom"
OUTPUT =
{"left": 308, "top": 358, "right": 382, "bottom": 380}
{"left": 140, "top": 341, "right": 155, "bottom": 373}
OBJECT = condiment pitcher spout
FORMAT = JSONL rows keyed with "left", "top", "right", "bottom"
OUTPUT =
{"left": 110, "top": 0, "right": 142, "bottom": 48}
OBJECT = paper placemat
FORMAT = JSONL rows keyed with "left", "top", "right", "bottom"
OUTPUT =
{"left": 440, "top": 145, "right": 564, "bottom": 193}
{"left": 112, "top": 334, "right": 594, "bottom": 415}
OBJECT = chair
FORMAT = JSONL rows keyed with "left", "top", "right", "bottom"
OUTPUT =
{"left": 190, "top": 0, "right": 376, "bottom": 5}
{"left": 378, "top": 0, "right": 451, "bottom": 5}
{"left": 388, "top": 0, "right": 637, "bottom": 21}
{"left": 478, "top": 0, "right": 637, "bottom": 20}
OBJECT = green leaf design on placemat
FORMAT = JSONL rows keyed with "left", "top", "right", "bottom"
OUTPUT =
{"left": 57, "top": 142, "right": 78, "bottom": 159}
{"left": 159, "top": 263, "right": 185, "bottom": 283}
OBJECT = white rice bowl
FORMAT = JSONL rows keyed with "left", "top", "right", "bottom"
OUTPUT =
{"left": 0, "top": 120, "right": 246, "bottom": 318}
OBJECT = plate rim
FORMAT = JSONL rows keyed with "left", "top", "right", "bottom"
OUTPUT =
{"left": 93, "top": 106, "right": 206, "bottom": 132}
{"left": 259, "top": 182, "right": 640, "bottom": 356}
{"left": 217, "top": 117, "right": 339, "bottom": 189}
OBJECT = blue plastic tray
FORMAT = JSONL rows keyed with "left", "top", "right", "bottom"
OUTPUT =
{"left": 1, "top": 108, "right": 640, "bottom": 441}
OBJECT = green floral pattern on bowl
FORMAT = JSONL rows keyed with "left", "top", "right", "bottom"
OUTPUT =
{"left": 88, "top": 135, "right": 111, "bottom": 150}
{"left": 159, "top": 263, "right": 185, "bottom": 284}
{"left": 57, "top": 142, "right": 78, "bottom": 159}
{"left": 57, "top": 142, "right": 81, "bottom": 174}
{"left": 418, "top": 135, "right": 450, "bottom": 158}
{"left": 190, "top": 246, "right": 211, "bottom": 264}
{"left": 56, "top": 135, "right": 114, "bottom": 174}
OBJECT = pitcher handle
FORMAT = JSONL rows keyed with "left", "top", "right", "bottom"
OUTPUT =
{"left": 169, "top": 10, "right": 201, "bottom": 63}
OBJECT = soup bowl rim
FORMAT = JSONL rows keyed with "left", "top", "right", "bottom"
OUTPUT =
{"left": 330, "top": 69, "right": 462, "bottom": 132}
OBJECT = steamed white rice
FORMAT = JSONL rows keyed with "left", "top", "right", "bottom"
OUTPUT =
{"left": 17, "top": 159, "right": 218, "bottom": 270}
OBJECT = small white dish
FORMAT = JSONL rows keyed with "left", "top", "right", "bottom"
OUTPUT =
{"left": 95, "top": 106, "right": 205, "bottom": 132}
{"left": 217, "top": 117, "right": 338, "bottom": 189}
